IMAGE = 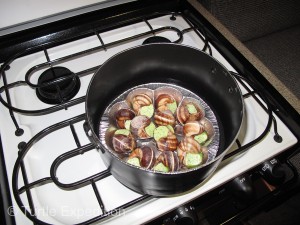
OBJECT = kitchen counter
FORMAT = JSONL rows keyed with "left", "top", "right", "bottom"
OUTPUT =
{"left": 189, "top": 0, "right": 300, "bottom": 114}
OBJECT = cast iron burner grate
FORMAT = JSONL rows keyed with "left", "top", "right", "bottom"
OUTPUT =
{"left": 36, "top": 67, "right": 81, "bottom": 104}
{"left": 0, "top": 11, "right": 284, "bottom": 225}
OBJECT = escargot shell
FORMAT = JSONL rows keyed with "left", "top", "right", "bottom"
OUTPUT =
{"left": 126, "top": 88, "right": 154, "bottom": 115}
{"left": 130, "top": 115, "right": 151, "bottom": 139}
{"left": 128, "top": 146, "right": 156, "bottom": 169}
{"left": 183, "top": 121, "right": 205, "bottom": 137}
{"left": 115, "top": 108, "right": 136, "bottom": 129}
{"left": 199, "top": 117, "right": 215, "bottom": 139}
{"left": 112, "top": 134, "right": 136, "bottom": 154}
{"left": 154, "top": 86, "right": 183, "bottom": 112}
{"left": 178, "top": 137, "right": 201, "bottom": 153}
{"left": 176, "top": 97, "right": 205, "bottom": 125}
{"left": 154, "top": 110, "right": 176, "bottom": 126}
{"left": 154, "top": 151, "right": 180, "bottom": 172}
{"left": 156, "top": 134, "right": 178, "bottom": 151}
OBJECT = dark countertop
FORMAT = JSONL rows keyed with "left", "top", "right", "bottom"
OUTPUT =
{"left": 189, "top": 0, "right": 300, "bottom": 114}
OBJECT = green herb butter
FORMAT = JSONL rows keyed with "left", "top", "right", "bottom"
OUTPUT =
{"left": 153, "top": 162, "right": 169, "bottom": 172}
{"left": 115, "top": 129, "right": 130, "bottom": 136}
{"left": 184, "top": 153, "right": 202, "bottom": 168}
{"left": 167, "top": 101, "right": 177, "bottom": 114}
{"left": 194, "top": 132, "right": 208, "bottom": 145}
{"left": 145, "top": 122, "right": 156, "bottom": 137}
{"left": 139, "top": 104, "right": 154, "bottom": 118}
{"left": 186, "top": 103, "right": 197, "bottom": 114}
{"left": 127, "top": 158, "right": 141, "bottom": 167}
{"left": 124, "top": 120, "right": 131, "bottom": 130}
{"left": 153, "top": 126, "right": 169, "bottom": 141}
{"left": 166, "top": 125, "right": 174, "bottom": 133}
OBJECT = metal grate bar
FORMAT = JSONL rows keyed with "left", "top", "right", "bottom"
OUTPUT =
{"left": 91, "top": 181, "right": 106, "bottom": 214}
{"left": 19, "top": 156, "right": 37, "bottom": 222}
{"left": 144, "top": 18, "right": 155, "bottom": 34}
{"left": 0, "top": 71, "right": 24, "bottom": 135}
{"left": 95, "top": 32, "right": 107, "bottom": 51}
{"left": 223, "top": 72, "right": 275, "bottom": 160}
{"left": 182, "top": 13, "right": 212, "bottom": 55}
{"left": 70, "top": 123, "right": 81, "bottom": 148}
{"left": 18, "top": 177, "right": 53, "bottom": 194}
{"left": 232, "top": 72, "right": 282, "bottom": 141}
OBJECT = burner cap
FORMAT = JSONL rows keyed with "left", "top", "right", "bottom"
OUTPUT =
{"left": 142, "top": 36, "right": 171, "bottom": 45}
{"left": 36, "top": 67, "right": 80, "bottom": 104}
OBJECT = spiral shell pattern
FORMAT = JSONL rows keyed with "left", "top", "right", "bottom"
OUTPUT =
{"left": 130, "top": 115, "right": 151, "bottom": 139}
{"left": 183, "top": 121, "right": 205, "bottom": 137}
{"left": 112, "top": 134, "right": 136, "bottom": 154}
{"left": 128, "top": 146, "right": 155, "bottom": 169}
{"left": 132, "top": 93, "right": 152, "bottom": 114}
{"left": 155, "top": 151, "right": 179, "bottom": 172}
{"left": 157, "top": 134, "right": 178, "bottom": 151}
{"left": 115, "top": 108, "right": 135, "bottom": 129}
{"left": 154, "top": 110, "right": 176, "bottom": 126}
{"left": 178, "top": 137, "right": 201, "bottom": 154}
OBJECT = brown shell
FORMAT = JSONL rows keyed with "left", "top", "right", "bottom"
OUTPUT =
{"left": 112, "top": 134, "right": 136, "bottom": 154}
{"left": 128, "top": 146, "right": 155, "bottom": 169}
{"left": 154, "top": 151, "right": 180, "bottom": 172}
{"left": 177, "top": 137, "right": 204, "bottom": 165}
{"left": 183, "top": 121, "right": 205, "bottom": 137}
{"left": 154, "top": 86, "right": 183, "bottom": 106}
{"left": 174, "top": 124, "right": 184, "bottom": 136}
{"left": 176, "top": 97, "right": 205, "bottom": 125}
{"left": 132, "top": 94, "right": 152, "bottom": 114}
{"left": 115, "top": 108, "right": 135, "bottom": 129}
{"left": 202, "top": 146, "right": 208, "bottom": 164}
{"left": 130, "top": 115, "right": 151, "bottom": 139}
{"left": 155, "top": 94, "right": 174, "bottom": 108}
{"left": 199, "top": 117, "right": 215, "bottom": 139}
{"left": 156, "top": 134, "right": 178, "bottom": 151}
{"left": 178, "top": 137, "right": 201, "bottom": 153}
{"left": 126, "top": 88, "right": 153, "bottom": 115}
{"left": 154, "top": 110, "right": 176, "bottom": 126}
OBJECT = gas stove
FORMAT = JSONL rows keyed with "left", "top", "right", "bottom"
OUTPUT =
{"left": 1, "top": 1, "right": 299, "bottom": 225}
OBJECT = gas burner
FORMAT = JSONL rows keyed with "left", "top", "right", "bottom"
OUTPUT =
{"left": 36, "top": 66, "right": 80, "bottom": 104}
{"left": 143, "top": 36, "right": 171, "bottom": 44}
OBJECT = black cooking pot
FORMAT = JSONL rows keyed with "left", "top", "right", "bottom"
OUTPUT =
{"left": 84, "top": 44, "right": 244, "bottom": 196}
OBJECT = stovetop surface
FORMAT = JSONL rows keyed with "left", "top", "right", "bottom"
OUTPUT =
{"left": 0, "top": 2, "right": 299, "bottom": 225}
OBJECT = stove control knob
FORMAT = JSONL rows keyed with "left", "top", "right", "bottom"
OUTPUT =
{"left": 164, "top": 204, "right": 198, "bottom": 225}
{"left": 258, "top": 158, "right": 285, "bottom": 185}
{"left": 226, "top": 174, "right": 255, "bottom": 203}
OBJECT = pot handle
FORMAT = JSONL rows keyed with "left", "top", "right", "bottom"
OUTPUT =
{"left": 83, "top": 121, "right": 104, "bottom": 153}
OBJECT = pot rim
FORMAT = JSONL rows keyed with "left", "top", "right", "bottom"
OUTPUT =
{"left": 85, "top": 43, "right": 245, "bottom": 175}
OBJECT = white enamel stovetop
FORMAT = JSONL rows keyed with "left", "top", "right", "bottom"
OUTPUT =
{"left": 0, "top": 14, "right": 297, "bottom": 225}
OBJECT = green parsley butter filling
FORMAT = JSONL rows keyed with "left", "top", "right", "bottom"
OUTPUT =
{"left": 166, "top": 101, "right": 177, "bottom": 114}
{"left": 124, "top": 120, "right": 131, "bottom": 130}
{"left": 153, "top": 126, "right": 169, "bottom": 141}
{"left": 139, "top": 104, "right": 154, "bottom": 118}
{"left": 145, "top": 122, "right": 156, "bottom": 137}
{"left": 194, "top": 131, "right": 208, "bottom": 145}
{"left": 184, "top": 153, "right": 203, "bottom": 168}
{"left": 114, "top": 129, "right": 130, "bottom": 136}
{"left": 186, "top": 103, "right": 197, "bottom": 114}
{"left": 127, "top": 158, "right": 141, "bottom": 167}
{"left": 153, "top": 162, "right": 169, "bottom": 172}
